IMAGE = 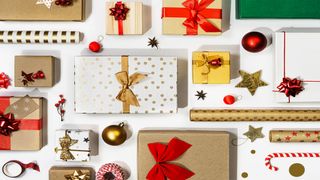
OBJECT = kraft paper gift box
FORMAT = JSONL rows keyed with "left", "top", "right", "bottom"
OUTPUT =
{"left": 74, "top": 56, "right": 178, "bottom": 114}
{"left": 49, "top": 166, "right": 94, "bottom": 180}
{"left": 192, "top": 51, "right": 230, "bottom": 84}
{"left": 236, "top": 0, "right": 320, "bottom": 19}
{"left": 162, "top": 0, "right": 222, "bottom": 35}
{"left": 106, "top": 2, "right": 147, "bottom": 35}
{"left": 0, "top": 0, "right": 85, "bottom": 21}
{"left": 54, "top": 129, "right": 94, "bottom": 162}
{"left": 0, "top": 96, "right": 44, "bottom": 151}
{"left": 274, "top": 28, "right": 320, "bottom": 102}
{"left": 15, "top": 56, "right": 57, "bottom": 87}
{"left": 138, "top": 130, "right": 230, "bottom": 180}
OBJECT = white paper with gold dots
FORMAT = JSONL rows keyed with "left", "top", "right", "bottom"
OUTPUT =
{"left": 74, "top": 56, "right": 177, "bottom": 114}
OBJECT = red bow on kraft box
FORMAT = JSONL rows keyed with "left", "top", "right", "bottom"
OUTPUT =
{"left": 147, "top": 138, "right": 195, "bottom": 180}
{"left": 162, "top": 0, "right": 222, "bottom": 35}
{"left": 109, "top": 1, "right": 130, "bottom": 35}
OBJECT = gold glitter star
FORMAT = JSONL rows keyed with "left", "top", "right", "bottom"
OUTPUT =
{"left": 243, "top": 125, "right": 264, "bottom": 142}
{"left": 235, "top": 70, "right": 268, "bottom": 96}
{"left": 64, "top": 170, "right": 90, "bottom": 180}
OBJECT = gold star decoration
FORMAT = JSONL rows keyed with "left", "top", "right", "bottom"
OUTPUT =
{"left": 148, "top": 37, "right": 159, "bottom": 49}
{"left": 235, "top": 70, "right": 268, "bottom": 96}
{"left": 36, "top": 0, "right": 54, "bottom": 9}
{"left": 64, "top": 170, "right": 90, "bottom": 180}
{"left": 243, "top": 125, "right": 264, "bottom": 142}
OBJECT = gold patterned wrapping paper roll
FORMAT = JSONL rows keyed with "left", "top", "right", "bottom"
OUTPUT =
{"left": 190, "top": 109, "right": 320, "bottom": 121}
{"left": 0, "top": 31, "right": 82, "bottom": 44}
{"left": 270, "top": 130, "right": 320, "bottom": 142}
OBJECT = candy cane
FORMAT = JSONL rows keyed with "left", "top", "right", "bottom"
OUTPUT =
{"left": 265, "top": 153, "right": 320, "bottom": 171}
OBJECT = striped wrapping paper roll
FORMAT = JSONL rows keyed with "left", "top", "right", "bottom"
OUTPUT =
{"left": 0, "top": 31, "right": 82, "bottom": 44}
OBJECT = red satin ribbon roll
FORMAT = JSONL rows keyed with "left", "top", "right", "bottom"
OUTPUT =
{"left": 2, "top": 160, "right": 40, "bottom": 178}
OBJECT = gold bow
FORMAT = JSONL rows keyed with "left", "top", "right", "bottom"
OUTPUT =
{"left": 64, "top": 170, "right": 90, "bottom": 180}
{"left": 115, "top": 71, "right": 147, "bottom": 107}
{"left": 195, "top": 54, "right": 222, "bottom": 75}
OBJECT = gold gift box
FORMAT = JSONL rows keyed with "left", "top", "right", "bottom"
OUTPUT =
{"left": 192, "top": 51, "right": 230, "bottom": 84}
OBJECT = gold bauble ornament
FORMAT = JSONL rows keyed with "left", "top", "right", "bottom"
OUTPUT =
{"left": 102, "top": 122, "right": 127, "bottom": 146}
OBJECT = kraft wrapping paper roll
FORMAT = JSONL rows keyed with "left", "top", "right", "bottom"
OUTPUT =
{"left": 0, "top": 31, "right": 82, "bottom": 44}
{"left": 270, "top": 130, "right": 320, "bottom": 142}
{"left": 190, "top": 109, "right": 320, "bottom": 121}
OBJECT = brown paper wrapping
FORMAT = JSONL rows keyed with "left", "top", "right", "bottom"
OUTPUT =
{"left": 162, "top": 0, "right": 222, "bottom": 35}
{"left": 15, "top": 56, "right": 56, "bottom": 87}
{"left": 138, "top": 130, "right": 229, "bottom": 180}
{"left": 190, "top": 109, "right": 320, "bottom": 121}
{"left": 0, "top": 0, "right": 85, "bottom": 21}
{"left": 49, "top": 167, "right": 94, "bottom": 180}
{"left": 270, "top": 130, "right": 320, "bottom": 143}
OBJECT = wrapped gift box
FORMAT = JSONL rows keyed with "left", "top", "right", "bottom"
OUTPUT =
{"left": 162, "top": 0, "right": 222, "bottom": 35}
{"left": 74, "top": 56, "right": 178, "bottom": 114}
{"left": 138, "top": 130, "right": 229, "bottom": 180}
{"left": 15, "top": 56, "right": 57, "bottom": 87}
{"left": 192, "top": 51, "right": 230, "bottom": 84}
{"left": 49, "top": 166, "right": 94, "bottom": 180}
{"left": 274, "top": 28, "right": 320, "bottom": 102}
{"left": 106, "top": 2, "right": 147, "bottom": 35}
{"left": 0, "top": 96, "right": 44, "bottom": 151}
{"left": 237, "top": 0, "right": 320, "bottom": 19}
{"left": 0, "top": 0, "right": 85, "bottom": 21}
{"left": 54, "top": 129, "right": 93, "bottom": 162}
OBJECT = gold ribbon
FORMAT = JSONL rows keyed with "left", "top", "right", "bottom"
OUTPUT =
{"left": 193, "top": 54, "right": 223, "bottom": 84}
{"left": 54, "top": 130, "right": 90, "bottom": 161}
{"left": 64, "top": 170, "right": 90, "bottom": 180}
{"left": 115, "top": 56, "right": 147, "bottom": 113}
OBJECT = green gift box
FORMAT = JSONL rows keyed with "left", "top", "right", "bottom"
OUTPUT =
{"left": 237, "top": 0, "right": 320, "bottom": 19}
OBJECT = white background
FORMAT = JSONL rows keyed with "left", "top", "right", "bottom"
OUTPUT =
{"left": 1, "top": 0, "right": 320, "bottom": 180}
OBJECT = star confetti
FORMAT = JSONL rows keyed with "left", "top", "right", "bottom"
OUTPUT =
{"left": 36, "top": 0, "right": 54, "bottom": 9}
{"left": 64, "top": 170, "right": 90, "bottom": 180}
{"left": 235, "top": 70, "right": 268, "bottom": 96}
{"left": 195, "top": 90, "right": 207, "bottom": 100}
{"left": 148, "top": 37, "right": 159, "bottom": 49}
{"left": 243, "top": 125, "right": 264, "bottom": 142}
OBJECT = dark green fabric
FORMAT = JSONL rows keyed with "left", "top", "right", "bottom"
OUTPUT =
{"left": 237, "top": 0, "right": 320, "bottom": 19}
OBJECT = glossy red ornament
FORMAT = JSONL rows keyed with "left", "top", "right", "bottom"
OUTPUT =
{"left": 208, "top": 58, "right": 222, "bottom": 67}
{"left": 242, "top": 31, "right": 267, "bottom": 53}
{"left": 223, "top": 95, "right": 236, "bottom": 105}
{"left": 89, "top": 41, "right": 102, "bottom": 53}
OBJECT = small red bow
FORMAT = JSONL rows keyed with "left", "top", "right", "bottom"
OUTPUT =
{"left": 0, "top": 113, "right": 20, "bottom": 136}
{"left": 276, "top": 77, "right": 304, "bottom": 102}
{"left": 182, "top": 0, "right": 221, "bottom": 35}
{"left": 0, "top": 72, "right": 10, "bottom": 89}
{"left": 109, "top": 1, "right": 130, "bottom": 21}
{"left": 208, "top": 58, "right": 222, "bottom": 67}
{"left": 147, "top": 138, "right": 195, "bottom": 180}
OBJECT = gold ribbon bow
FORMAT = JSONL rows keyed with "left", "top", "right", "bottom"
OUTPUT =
{"left": 194, "top": 54, "right": 223, "bottom": 84}
{"left": 64, "top": 170, "right": 90, "bottom": 180}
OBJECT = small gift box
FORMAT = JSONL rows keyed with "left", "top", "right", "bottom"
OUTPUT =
{"left": 192, "top": 51, "right": 230, "bottom": 84}
{"left": 74, "top": 56, "right": 178, "bottom": 114}
{"left": 138, "top": 130, "right": 230, "bottom": 180}
{"left": 15, "top": 56, "right": 57, "bottom": 87}
{"left": 162, "top": 0, "right": 222, "bottom": 35}
{"left": 0, "top": 0, "right": 85, "bottom": 21}
{"left": 106, "top": 1, "right": 145, "bottom": 35}
{"left": 54, "top": 129, "right": 93, "bottom": 162}
{"left": 237, "top": 0, "right": 320, "bottom": 19}
{"left": 49, "top": 166, "right": 94, "bottom": 180}
{"left": 0, "top": 96, "right": 44, "bottom": 151}
{"left": 274, "top": 28, "right": 320, "bottom": 102}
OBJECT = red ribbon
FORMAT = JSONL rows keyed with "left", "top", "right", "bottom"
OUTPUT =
{"left": 146, "top": 138, "right": 195, "bottom": 180}
{"left": 0, "top": 72, "right": 10, "bottom": 89}
{"left": 7, "top": 160, "right": 40, "bottom": 172}
{"left": 208, "top": 58, "right": 222, "bottom": 67}
{"left": 162, "top": 0, "right": 222, "bottom": 35}
{"left": 109, "top": 1, "right": 130, "bottom": 35}
{"left": 0, "top": 113, "right": 20, "bottom": 136}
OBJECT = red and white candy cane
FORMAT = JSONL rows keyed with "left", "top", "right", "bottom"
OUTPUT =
{"left": 265, "top": 152, "right": 320, "bottom": 171}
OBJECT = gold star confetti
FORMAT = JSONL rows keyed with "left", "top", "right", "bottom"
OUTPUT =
{"left": 235, "top": 70, "right": 268, "bottom": 96}
{"left": 243, "top": 125, "right": 264, "bottom": 142}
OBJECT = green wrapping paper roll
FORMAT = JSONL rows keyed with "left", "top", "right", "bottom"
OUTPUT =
{"left": 270, "top": 131, "right": 320, "bottom": 143}
{"left": 190, "top": 109, "right": 320, "bottom": 121}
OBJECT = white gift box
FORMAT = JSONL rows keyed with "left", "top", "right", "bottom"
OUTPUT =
{"left": 54, "top": 129, "right": 93, "bottom": 162}
{"left": 74, "top": 56, "right": 178, "bottom": 114}
{"left": 274, "top": 28, "right": 320, "bottom": 102}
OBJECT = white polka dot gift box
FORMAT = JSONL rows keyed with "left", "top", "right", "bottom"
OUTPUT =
{"left": 74, "top": 56, "right": 178, "bottom": 114}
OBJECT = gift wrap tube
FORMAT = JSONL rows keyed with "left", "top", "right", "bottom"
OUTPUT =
{"left": 270, "top": 130, "right": 320, "bottom": 142}
{"left": 190, "top": 109, "right": 320, "bottom": 121}
{"left": 0, "top": 31, "right": 82, "bottom": 44}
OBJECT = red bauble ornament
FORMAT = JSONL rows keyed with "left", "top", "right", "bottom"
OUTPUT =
{"left": 223, "top": 95, "right": 236, "bottom": 105}
{"left": 89, "top": 41, "right": 102, "bottom": 53}
{"left": 242, "top": 31, "right": 267, "bottom": 53}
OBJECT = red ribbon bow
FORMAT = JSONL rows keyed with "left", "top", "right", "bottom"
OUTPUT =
{"left": 0, "top": 113, "right": 20, "bottom": 136}
{"left": 276, "top": 77, "right": 304, "bottom": 102}
{"left": 109, "top": 1, "right": 130, "bottom": 35}
{"left": 0, "top": 72, "right": 10, "bottom": 89}
{"left": 147, "top": 138, "right": 195, "bottom": 180}
{"left": 208, "top": 58, "right": 222, "bottom": 67}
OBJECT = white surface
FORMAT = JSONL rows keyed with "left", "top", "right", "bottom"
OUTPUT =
{"left": 1, "top": 0, "right": 320, "bottom": 180}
